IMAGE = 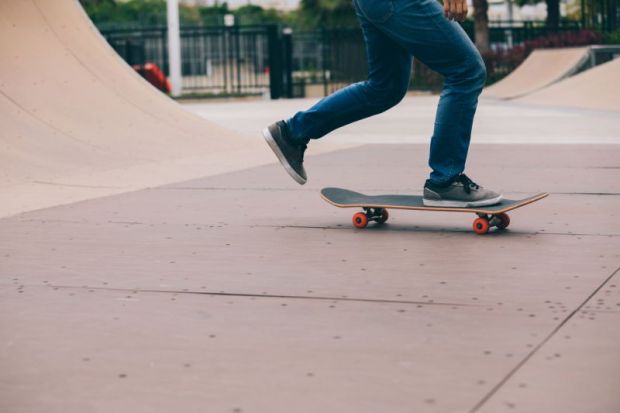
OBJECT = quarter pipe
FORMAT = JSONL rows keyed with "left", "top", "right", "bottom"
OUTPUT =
{"left": 516, "top": 57, "right": 620, "bottom": 111}
{"left": 482, "top": 47, "right": 591, "bottom": 99}
{"left": 0, "top": 0, "right": 272, "bottom": 218}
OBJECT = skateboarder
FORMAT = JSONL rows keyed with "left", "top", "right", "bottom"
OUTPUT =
{"left": 263, "top": 0, "right": 502, "bottom": 207}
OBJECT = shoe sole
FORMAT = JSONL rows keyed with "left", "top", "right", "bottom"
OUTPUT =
{"left": 422, "top": 195, "right": 503, "bottom": 208}
{"left": 262, "top": 127, "right": 307, "bottom": 185}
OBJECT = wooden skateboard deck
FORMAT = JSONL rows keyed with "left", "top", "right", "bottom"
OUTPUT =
{"left": 320, "top": 187, "right": 548, "bottom": 234}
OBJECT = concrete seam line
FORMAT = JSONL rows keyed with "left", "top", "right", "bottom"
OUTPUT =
{"left": 468, "top": 266, "right": 620, "bottom": 413}
{"left": 48, "top": 284, "right": 481, "bottom": 307}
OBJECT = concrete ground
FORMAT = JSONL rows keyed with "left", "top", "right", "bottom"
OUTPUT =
{"left": 1, "top": 96, "right": 619, "bottom": 413}
{"left": 184, "top": 95, "right": 620, "bottom": 144}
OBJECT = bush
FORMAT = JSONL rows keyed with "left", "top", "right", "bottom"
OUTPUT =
{"left": 602, "top": 29, "right": 620, "bottom": 44}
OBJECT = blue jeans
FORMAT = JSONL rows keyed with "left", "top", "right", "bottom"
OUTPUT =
{"left": 287, "top": 0, "right": 486, "bottom": 184}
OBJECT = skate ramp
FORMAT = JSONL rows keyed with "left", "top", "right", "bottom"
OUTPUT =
{"left": 0, "top": 0, "right": 277, "bottom": 218}
{"left": 483, "top": 47, "right": 591, "bottom": 99}
{"left": 516, "top": 57, "right": 620, "bottom": 111}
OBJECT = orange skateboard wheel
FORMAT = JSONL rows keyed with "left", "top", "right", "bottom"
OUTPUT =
{"left": 473, "top": 217, "right": 490, "bottom": 235}
{"left": 352, "top": 212, "right": 369, "bottom": 229}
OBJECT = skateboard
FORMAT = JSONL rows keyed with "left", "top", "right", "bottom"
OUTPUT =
{"left": 320, "top": 187, "right": 548, "bottom": 235}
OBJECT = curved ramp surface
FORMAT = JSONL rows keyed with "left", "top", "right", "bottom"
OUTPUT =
{"left": 516, "top": 57, "right": 620, "bottom": 111}
{"left": 0, "top": 0, "right": 273, "bottom": 218}
{"left": 483, "top": 47, "right": 591, "bottom": 99}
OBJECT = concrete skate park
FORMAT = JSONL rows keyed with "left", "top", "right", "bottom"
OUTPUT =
{"left": 1, "top": 1, "right": 620, "bottom": 412}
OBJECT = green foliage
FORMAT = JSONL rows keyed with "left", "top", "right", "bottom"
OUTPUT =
{"left": 296, "top": 0, "right": 358, "bottom": 30}
{"left": 80, "top": 0, "right": 361, "bottom": 31}
{"left": 179, "top": 4, "right": 203, "bottom": 25}
{"left": 80, "top": 0, "right": 284, "bottom": 28}
{"left": 235, "top": 5, "right": 282, "bottom": 25}
{"left": 80, "top": 0, "right": 167, "bottom": 28}
{"left": 197, "top": 3, "right": 230, "bottom": 26}
{"left": 602, "top": 29, "right": 620, "bottom": 44}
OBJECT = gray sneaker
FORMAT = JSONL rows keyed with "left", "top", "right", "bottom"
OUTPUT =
{"left": 262, "top": 121, "right": 307, "bottom": 185}
{"left": 423, "top": 174, "right": 502, "bottom": 207}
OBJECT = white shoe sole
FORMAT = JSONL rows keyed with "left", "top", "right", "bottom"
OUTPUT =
{"left": 423, "top": 195, "right": 503, "bottom": 208}
{"left": 262, "top": 128, "right": 307, "bottom": 185}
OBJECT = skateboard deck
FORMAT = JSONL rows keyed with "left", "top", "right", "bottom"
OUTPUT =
{"left": 320, "top": 187, "right": 548, "bottom": 234}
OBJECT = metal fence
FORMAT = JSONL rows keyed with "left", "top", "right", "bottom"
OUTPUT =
{"left": 101, "top": 21, "right": 585, "bottom": 98}
{"left": 102, "top": 24, "right": 366, "bottom": 98}
{"left": 291, "top": 30, "right": 367, "bottom": 96}
{"left": 461, "top": 20, "right": 583, "bottom": 49}
{"left": 581, "top": 0, "right": 619, "bottom": 32}
{"left": 102, "top": 25, "right": 273, "bottom": 96}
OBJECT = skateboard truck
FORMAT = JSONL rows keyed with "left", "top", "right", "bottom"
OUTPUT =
{"left": 352, "top": 208, "right": 389, "bottom": 229}
{"left": 473, "top": 212, "right": 511, "bottom": 235}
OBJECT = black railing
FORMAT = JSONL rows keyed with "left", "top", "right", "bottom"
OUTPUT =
{"left": 290, "top": 30, "right": 367, "bottom": 97}
{"left": 102, "top": 25, "right": 274, "bottom": 96}
{"left": 102, "top": 27, "right": 168, "bottom": 72}
{"left": 581, "top": 0, "right": 619, "bottom": 32}
{"left": 461, "top": 20, "right": 583, "bottom": 49}
{"left": 100, "top": 21, "right": 585, "bottom": 98}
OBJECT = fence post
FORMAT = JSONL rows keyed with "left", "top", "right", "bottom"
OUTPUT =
{"left": 282, "top": 28, "right": 294, "bottom": 98}
{"left": 580, "top": 0, "right": 586, "bottom": 28}
{"left": 235, "top": 25, "right": 242, "bottom": 95}
{"left": 267, "top": 25, "right": 282, "bottom": 99}
{"left": 523, "top": 21, "right": 531, "bottom": 41}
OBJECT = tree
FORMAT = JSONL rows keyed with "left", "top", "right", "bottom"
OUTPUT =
{"left": 234, "top": 5, "right": 283, "bottom": 25}
{"left": 516, "top": 0, "right": 561, "bottom": 29}
{"left": 545, "top": 0, "right": 561, "bottom": 29}
{"left": 80, "top": 0, "right": 168, "bottom": 28}
{"left": 197, "top": 2, "right": 229, "bottom": 26}
{"left": 473, "top": 0, "right": 490, "bottom": 52}
{"left": 81, "top": 0, "right": 289, "bottom": 28}
{"left": 297, "top": 0, "right": 358, "bottom": 30}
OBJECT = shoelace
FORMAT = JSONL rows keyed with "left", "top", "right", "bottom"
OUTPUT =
{"left": 456, "top": 174, "right": 480, "bottom": 194}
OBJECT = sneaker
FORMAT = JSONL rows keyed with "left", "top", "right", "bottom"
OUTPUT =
{"left": 262, "top": 121, "right": 307, "bottom": 185}
{"left": 423, "top": 174, "right": 502, "bottom": 207}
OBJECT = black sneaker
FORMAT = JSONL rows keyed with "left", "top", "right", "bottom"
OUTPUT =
{"left": 423, "top": 174, "right": 502, "bottom": 207}
{"left": 262, "top": 121, "right": 307, "bottom": 185}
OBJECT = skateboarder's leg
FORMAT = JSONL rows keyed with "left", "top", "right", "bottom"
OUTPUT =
{"left": 357, "top": 0, "right": 486, "bottom": 183}
{"left": 355, "top": 0, "right": 499, "bottom": 206}
{"left": 262, "top": 14, "right": 411, "bottom": 185}
{"left": 286, "top": 12, "right": 412, "bottom": 143}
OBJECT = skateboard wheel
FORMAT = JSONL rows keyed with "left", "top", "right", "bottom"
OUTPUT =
{"left": 496, "top": 213, "right": 510, "bottom": 229}
{"left": 473, "top": 217, "right": 490, "bottom": 235}
{"left": 376, "top": 209, "right": 389, "bottom": 224}
{"left": 352, "top": 212, "right": 369, "bottom": 229}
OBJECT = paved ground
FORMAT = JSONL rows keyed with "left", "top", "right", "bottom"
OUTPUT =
{"left": 1, "top": 96, "right": 619, "bottom": 412}
{"left": 184, "top": 95, "right": 620, "bottom": 144}
{"left": 4, "top": 2, "right": 619, "bottom": 410}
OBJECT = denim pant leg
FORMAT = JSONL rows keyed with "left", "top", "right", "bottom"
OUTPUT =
{"left": 287, "top": 4, "right": 412, "bottom": 143}
{"left": 360, "top": 0, "right": 487, "bottom": 183}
